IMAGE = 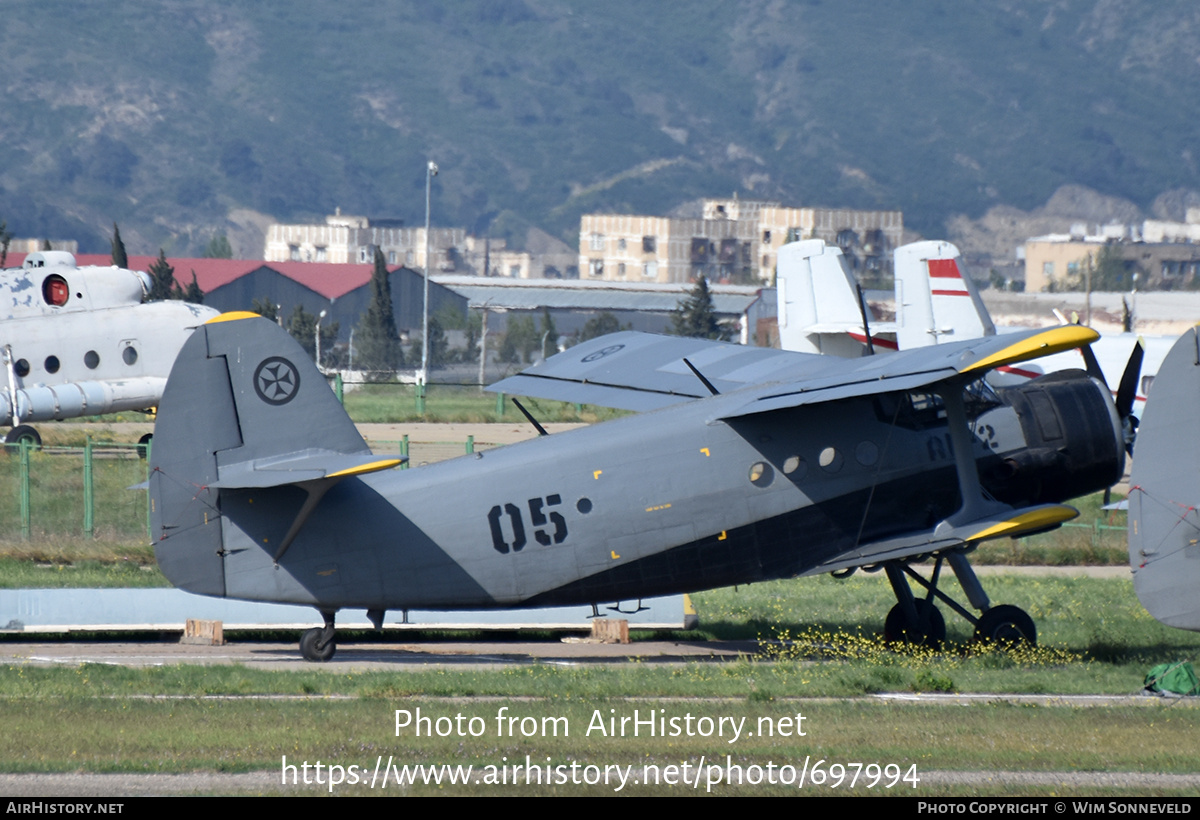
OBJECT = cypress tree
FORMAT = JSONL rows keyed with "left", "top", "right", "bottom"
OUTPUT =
{"left": 147, "top": 250, "right": 178, "bottom": 301}
{"left": 354, "top": 247, "right": 402, "bottom": 376}
{"left": 111, "top": 223, "right": 128, "bottom": 268}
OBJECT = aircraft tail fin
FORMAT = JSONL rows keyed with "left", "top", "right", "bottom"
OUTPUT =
{"left": 894, "top": 241, "right": 995, "bottom": 349}
{"left": 1128, "top": 327, "right": 1200, "bottom": 632}
{"left": 149, "top": 312, "right": 379, "bottom": 595}
{"left": 776, "top": 240, "right": 890, "bottom": 356}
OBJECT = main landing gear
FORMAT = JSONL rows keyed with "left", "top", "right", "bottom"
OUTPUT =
{"left": 876, "top": 549, "right": 1036, "bottom": 649}
{"left": 300, "top": 611, "right": 337, "bottom": 662}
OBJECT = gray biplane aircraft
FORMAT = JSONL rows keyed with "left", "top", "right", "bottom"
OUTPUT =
{"left": 1127, "top": 326, "right": 1200, "bottom": 633}
{"left": 2, "top": 251, "right": 219, "bottom": 446}
{"left": 150, "top": 311, "right": 1139, "bottom": 661}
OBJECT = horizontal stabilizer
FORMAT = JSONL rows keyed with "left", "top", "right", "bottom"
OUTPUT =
{"left": 209, "top": 452, "right": 404, "bottom": 489}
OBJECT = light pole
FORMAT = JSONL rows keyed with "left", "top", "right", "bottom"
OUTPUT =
{"left": 419, "top": 159, "right": 438, "bottom": 414}
{"left": 315, "top": 309, "right": 327, "bottom": 370}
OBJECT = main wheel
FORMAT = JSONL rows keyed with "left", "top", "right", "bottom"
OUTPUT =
{"left": 883, "top": 600, "right": 946, "bottom": 648}
{"left": 136, "top": 433, "right": 153, "bottom": 460}
{"left": 300, "top": 627, "right": 336, "bottom": 662}
{"left": 5, "top": 425, "right": 41, "bottom": 449}
{"left": 973, "top": 605, "right": 1036, "bottom": 647}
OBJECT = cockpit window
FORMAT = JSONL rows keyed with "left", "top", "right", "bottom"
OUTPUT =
{"left": 874, "top": 391, "right": 946, "bottom": 430}
{"left": 42, "top": 275, "right": 69, "bottom": 307}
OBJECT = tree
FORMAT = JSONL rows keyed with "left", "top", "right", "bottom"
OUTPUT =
{"left": 498, "top": 315, "right": 539, "bottom": 363}
{"left": 181, "top": 270, "right": 205, "bottom": 304}
{"left": 286, "top": 304, "right": 338, "bottom": 366}
{"left": 354, "top": 247, "right": 402, "bottom": 376}
{"left": 540, "top": 307, "right": 558, "bottom": 358}
{"left": 111, "top": 223, "right": 128, "bottom": 268}
{"left": 671, "top": 276, "right": 729, "bottom": 340}
{"left": 204, "top": 231, "right": 233, "bottom": 259}
{"left": 147, "top": 250, "right": 179, "bottom": 300}
{"left": 0, "top": 220, "right": 11, "bottom": 267}
{"left": 1091, "top": 245, "right": 1131, "bottom": 291}
{"left": 252, "top": 297, "right": 279, "bottom": 322}
{"left": 578, "top": 311, "right": 623, "bottom": 342}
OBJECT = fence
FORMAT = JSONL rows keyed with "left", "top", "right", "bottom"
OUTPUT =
{"left": 1, "top": 434, "right": 499, "bottom": 542}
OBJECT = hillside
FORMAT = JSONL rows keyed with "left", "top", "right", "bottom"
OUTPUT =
{"left": 2, "top": 0, "right": 1199, "bottom": 262}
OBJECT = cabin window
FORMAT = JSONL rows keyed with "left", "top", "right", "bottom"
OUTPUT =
{"left": 84, "top": 350, "right": 100, "bottom": 369}
{"left": 123, "top": 346, "right": 138, "bottom": 365}
{"left": 818, "top": 447, "right": 843, "bottom": 472}
{"left": 44, "top": 356, "right": 60, "bottom": 374}
{"left": 782, "top": 455, "right": 806, "bottom": 478}
{"left": 42, "top": 275, "right": 69, "bottom": 307}
{"left": 14, "top": 359, "right": 29, "bottom": 377}
{"left": 749, "top": 461, "right": 774, "bottom": 487}
{"left": 856, "top": 441, "right": 879, "bottom": 466}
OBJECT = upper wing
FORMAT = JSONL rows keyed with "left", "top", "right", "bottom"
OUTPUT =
{"left": 488, "top": 331, "right": 831, "bottom": 411}
{"left": 490, "top": 326, "right": 1100, "bottom": 413}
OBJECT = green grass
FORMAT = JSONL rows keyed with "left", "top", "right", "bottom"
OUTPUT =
{"left": 341, "top": 382, "right": 627, "bottom": 424}
{"left": 1, "top": 573, "right": 1198, "bottom": 795}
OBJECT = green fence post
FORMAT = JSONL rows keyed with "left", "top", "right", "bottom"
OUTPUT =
{"left": 495, "top": 391, "right": 505, "bottom": 417}
{"left": 466, "top": 435, "right": 474, "bottom": 455}
{"left": 334, "top": 373, "right": 344, "bottom": 404}
{"left": 20, "top": 437, "right": 31, "bottom": 541}
{"left": 83, "top": 436, "right": 94, "bottom": 538}
{"left": 146, "top": 438, "right": 153, "bottom": 539}
{"left": 401, "top": 435, "right": 409, "bottom": 469}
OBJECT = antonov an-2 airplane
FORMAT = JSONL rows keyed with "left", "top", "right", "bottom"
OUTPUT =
{"left": 2, "top": 251, "right": 219, "bottom": 446}
{"left": 150, "top": 311, "right": 1138, "bottom": 661}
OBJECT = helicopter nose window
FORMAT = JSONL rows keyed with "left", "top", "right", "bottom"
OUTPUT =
{"left": 42, "top": 275, "right": 69, "bottom": 307}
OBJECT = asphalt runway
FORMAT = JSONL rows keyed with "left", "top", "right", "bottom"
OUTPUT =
{"left": 0, "top": 636, "right": 754, "bottom": 671}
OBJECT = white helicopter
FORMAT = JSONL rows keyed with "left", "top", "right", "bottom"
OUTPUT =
{"left": 2, "top": 251, "right": 219, "bottom": 447}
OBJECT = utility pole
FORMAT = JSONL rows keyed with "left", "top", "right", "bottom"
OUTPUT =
{"left": 420, "top": 160, "right": 438, "bottom": 413}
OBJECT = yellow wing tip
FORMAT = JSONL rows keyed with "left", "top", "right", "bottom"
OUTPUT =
{"left": 963, "top": 325, "right": 1100, "bottom": 374}
{"left": 966, "top": 505, "right": 1078, "bottom": 543}
{"left": 205, "top": 311, "right": 263, "bottom": 324}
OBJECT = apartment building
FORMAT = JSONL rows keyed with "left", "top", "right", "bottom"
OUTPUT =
{"left": 580, "top": 199, "right": 903, "bottom": 285}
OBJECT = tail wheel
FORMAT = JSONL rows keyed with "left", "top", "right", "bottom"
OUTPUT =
{"left": 884, "top": 600, "right": 946, "bottom": 648}
{"left": 300, "top": 627, "right": 336, "bottom": 662}
{"left": 973, "top": 605, "right": 1036, "bottom": 647}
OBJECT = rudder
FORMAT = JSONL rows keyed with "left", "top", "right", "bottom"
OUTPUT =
{"left": 150, "top": 312, "right": 372, "bottom": 596}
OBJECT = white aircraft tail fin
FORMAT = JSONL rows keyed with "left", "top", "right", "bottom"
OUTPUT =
{"left": 895, "top": 241, "right": 995, "bottom": 349}
{"left": 776, "top": 240, "right": 884, "bottom": 356}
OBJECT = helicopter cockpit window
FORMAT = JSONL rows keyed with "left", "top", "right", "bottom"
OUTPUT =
{"left": 42, "top": 275, "right": 69, "bottom": 307}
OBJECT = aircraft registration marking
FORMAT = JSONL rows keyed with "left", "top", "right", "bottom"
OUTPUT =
{"left": 488, "top": 496, "right": 568, "bottom": 554}
{"left": 645, "top": 503, "right": 672, "bottom": 513}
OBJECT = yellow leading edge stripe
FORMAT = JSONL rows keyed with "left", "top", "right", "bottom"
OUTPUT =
{"left": 966, "top": 505, "right": 1078, "bottom": 543}
{"left": 327, "top": 459, "right": 405, "bottom": 479}
{"left": 961, "top": 325, "right": 1099, "bottom": 373}
{"left": 205, "top": 311, "right": 262, "bottom": 324}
